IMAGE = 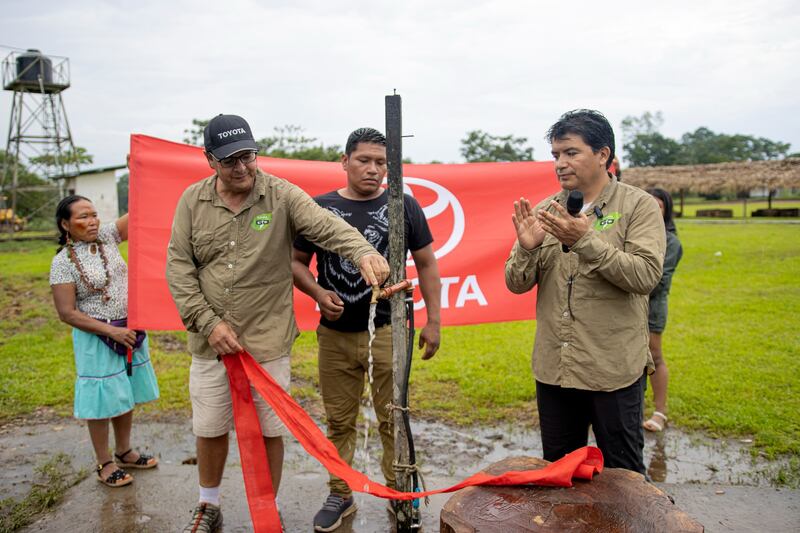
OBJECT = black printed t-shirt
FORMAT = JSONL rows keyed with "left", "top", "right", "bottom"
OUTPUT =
{"left": 294, "top": 189, "right": 433, "bottom": 332}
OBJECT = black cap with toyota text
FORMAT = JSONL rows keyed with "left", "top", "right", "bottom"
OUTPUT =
{"left": 203, "top": 114, "right": 259, "bottom": 159}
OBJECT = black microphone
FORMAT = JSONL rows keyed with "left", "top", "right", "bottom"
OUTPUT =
{"left": 562, "top": 190, "right": 584, "bottom": 253}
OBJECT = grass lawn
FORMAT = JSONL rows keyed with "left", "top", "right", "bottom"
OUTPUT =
{"left": 1, "top": 222, "right": 798, "bottom": 464}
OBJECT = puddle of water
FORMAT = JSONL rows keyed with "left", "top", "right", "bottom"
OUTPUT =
{"left": 0, "top": 417, "right": 195, "bottom": 503}
{"left": 3, "top": 376, "right": 797, "bottom": 533}
{"left": 406, "top": 419, "right": 790, "bottom": 487}
{"left": 2, "top": 415, "right": 796, "bottom": 532}
{"left": 1, "top": 412, "right": 789, "bottom": 501}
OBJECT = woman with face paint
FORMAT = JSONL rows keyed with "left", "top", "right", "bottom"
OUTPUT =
{"left": 49, "top": 195, "right": 160, "bottom": 487}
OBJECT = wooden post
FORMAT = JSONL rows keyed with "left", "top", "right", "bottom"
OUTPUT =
{"left": 743, "top": 194, "right": 748, "bottom": 222}
{"left": 385, "top": 93, "right": 413, "bottom": 531}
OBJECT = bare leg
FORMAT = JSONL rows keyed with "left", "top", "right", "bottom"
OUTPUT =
{"left": 111, "top": 410, "right": 133, "bottom": 456}
{"left": 87, "top": 418, "right": 119, "bottom": 479}
{"left": 197, "top": 434, "right": 229, "bottom": 488}
{"left": 264, "top": 436, "right": 284, "bottom": 494}
{"left": 648, "top": 332, "right": 669, "bottom": 416}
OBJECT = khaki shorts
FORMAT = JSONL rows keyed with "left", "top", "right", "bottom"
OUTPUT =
{"left": 189, "top": 355, "right": 290, "bottom": 438}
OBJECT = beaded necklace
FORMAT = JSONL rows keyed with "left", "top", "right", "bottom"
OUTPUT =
{"left": 66, "top": 239, "right": 112, "bottom": 302}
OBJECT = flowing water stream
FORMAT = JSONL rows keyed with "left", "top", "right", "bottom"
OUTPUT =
{"left": 356, "top": 302, "right": 379, "bottom": 506}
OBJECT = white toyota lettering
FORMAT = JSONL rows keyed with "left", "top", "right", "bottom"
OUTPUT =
{"left": 411, "top": 275, "right": 488, "bottom": 310}
{"left": 217, "top": 128, "right": 247, "bottom": 139}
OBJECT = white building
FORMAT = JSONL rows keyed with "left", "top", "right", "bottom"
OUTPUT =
{"left": 58, "top": 165, "right": 125, "bottom": 223}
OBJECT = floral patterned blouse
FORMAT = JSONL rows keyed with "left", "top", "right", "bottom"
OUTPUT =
{"left": 49, "top": 223, "right": 128, "bottom": 320}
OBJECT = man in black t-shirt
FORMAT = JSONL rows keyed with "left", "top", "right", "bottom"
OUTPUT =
{"left": 293, "top": 127, "right": 441, "bottom": 531}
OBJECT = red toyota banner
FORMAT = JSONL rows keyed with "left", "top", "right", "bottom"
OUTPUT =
{"left": 127, "top": 134, "right": 561, "bottom": 330}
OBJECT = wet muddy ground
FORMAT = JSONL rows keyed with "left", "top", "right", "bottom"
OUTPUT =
{"left": 2, "top": 414, "right": 798, "bottom": 532}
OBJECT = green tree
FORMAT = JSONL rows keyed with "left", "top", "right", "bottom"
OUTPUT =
{"left": 0, "top": 150, "right": 57, "bottom": 221}
{"left": 680, "top": 127, "right": 790, "bottom": 164}
{"left": 460, "top": 130, "right": 534, "bottom": 162}
{"left": 624, "top": 132, "right": 684, "bottom": 167}
{"left": 257, "top": 125, "right": 341, "bottom": 162}
{"left": 184, "top": 120, "right": 343, "bottom": 162}
{"left": 117, "top": 173, "right": 129, "bottom": 214}
{"left": 621, "top": 112, "right": 791, "bottom": 167}
{"left": 27, "top": 146, "right": 93, "bottom": 176}
{"left": 621, "top": 111, "right": 665, "bottom": 144}
{"left": 621, "top": 111, "right": 683, "bottom": 166}
{"left": 183, "top": 118, "right": 210, "bottom": 146}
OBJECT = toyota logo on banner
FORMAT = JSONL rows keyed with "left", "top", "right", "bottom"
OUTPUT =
{"left": 402, "top": 176, "right": 465, "bottom": 264}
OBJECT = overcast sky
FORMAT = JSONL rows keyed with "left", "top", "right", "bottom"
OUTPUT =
{"left": 2, "top": 0, "right": 798, "bottom": 169}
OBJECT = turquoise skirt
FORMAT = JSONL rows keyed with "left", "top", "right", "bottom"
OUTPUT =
{"left": 72, "top": 328, "right": 160, "bottom": 420}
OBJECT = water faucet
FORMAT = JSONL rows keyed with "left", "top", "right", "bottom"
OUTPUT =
{"left": 371, "top": 279, "right": 412, "bottom": 303}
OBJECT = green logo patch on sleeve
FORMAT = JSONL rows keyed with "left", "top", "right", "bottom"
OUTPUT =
{"left": 594, "top": 212, "right": 621, "bottom": 231}
{"left": 251, "top": 213, "right": 273, "bottom": 231}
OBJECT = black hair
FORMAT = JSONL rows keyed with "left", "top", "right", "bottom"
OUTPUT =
{"left": 546, "top": 109, "right": 615, "bottom": 169}
{"left": 647, "top": 187, "right": 677, "bottom": 235}
{"left": 345, "top": 127, "right": 386, "bottom": 156}
{"left": 55, "top": 194, "right": 91, "bottom": 252}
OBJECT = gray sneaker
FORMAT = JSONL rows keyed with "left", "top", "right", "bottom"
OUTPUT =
{"left": 313, "top": 494, "right": 357, "bottom": 532}
{"left": 183, "top": 502, "right": 222, "bottom": 533}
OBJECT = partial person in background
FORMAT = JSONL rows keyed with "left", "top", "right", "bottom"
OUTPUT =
{"left": 50, "top": 195, "right": 160, "bottom": 488}
{"left": 611, "top": 156, "right": 622, "bottom": 180}
{"left": 643, "top": 188, "right": 683, "bottom": 432}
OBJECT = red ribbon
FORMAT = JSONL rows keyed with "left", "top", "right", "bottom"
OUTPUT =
{"left": 223, "top": 352, "right": 282, "bottom": 532}
{"left": 222, "top": 351, "right": 603, "bottom": 532}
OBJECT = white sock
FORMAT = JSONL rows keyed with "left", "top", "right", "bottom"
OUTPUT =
{"left": 199, "top": 485, "right": 220, "bottom": 506}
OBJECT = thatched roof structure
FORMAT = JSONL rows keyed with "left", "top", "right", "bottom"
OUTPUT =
{"left": 622, "top": 158, "right": 800, "bottom": 194}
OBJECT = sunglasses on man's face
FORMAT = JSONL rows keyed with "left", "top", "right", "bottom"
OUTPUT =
{"left": 212, "top": 151, "right": 257, "bottom": 168}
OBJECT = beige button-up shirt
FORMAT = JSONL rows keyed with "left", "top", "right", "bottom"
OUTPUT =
{"left": 166, "top": 170, "right": 377, "bottom": 362}
{"left": 505, "top": 176, "right": 666, "bottom": 391}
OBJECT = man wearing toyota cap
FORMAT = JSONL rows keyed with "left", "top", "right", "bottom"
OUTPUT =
{"left": 167, "top": 115, "right": 390, "bottom": 532}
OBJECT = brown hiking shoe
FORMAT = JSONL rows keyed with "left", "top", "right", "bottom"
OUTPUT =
{"left": 183, "top": 502, "right": 222, "bottom": 533}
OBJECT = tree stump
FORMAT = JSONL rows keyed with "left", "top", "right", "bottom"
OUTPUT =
{"left": 440, "top": 456, "right": 703, "bottom": 532}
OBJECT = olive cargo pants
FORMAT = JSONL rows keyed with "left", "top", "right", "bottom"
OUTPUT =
{"left": 317, "top": 324, "right": 395, "bottom": 496}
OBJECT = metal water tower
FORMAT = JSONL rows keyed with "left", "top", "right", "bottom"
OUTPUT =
{"left": 1, "top": 48, "right": 79, "bottom": 230}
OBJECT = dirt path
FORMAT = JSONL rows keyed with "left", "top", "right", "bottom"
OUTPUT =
{"left": 2, "top": 416, "right": 798, "bottom": 532}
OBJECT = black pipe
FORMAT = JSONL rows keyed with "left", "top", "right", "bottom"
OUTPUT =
{"left": 401, "top": 292, "right": 421, "bottom": 524}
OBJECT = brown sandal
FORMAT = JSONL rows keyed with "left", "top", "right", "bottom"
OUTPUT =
{"left": 96, "top": 460, "right": 133, "bottom": 487}
{"left": 114, "top": 448, "right": 158, "bottom": 469}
